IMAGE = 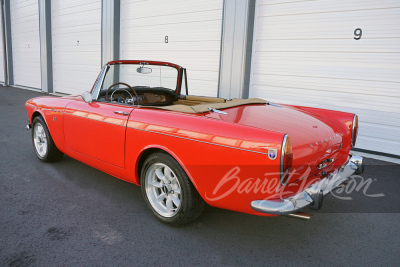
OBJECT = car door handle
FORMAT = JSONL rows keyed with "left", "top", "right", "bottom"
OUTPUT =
{"left": 113, "top": 111, "right": 129, "bottom": 116}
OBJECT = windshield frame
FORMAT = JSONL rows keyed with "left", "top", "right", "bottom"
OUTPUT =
{"left": 91, "top": 60, "right": 183, "bottom": 100}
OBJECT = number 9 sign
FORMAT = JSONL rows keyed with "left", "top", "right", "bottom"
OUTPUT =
{"left": 354, "top": 28, "right": 362, "bottom": 40}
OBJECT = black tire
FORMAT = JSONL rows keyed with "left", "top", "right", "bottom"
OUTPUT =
{"left": 31, "top": 116, "right": 64, "bottom": 163}
{"left": 140, "top": 152, "right": 205, "bottom": 226}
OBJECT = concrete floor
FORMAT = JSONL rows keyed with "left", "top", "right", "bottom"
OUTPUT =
{"left": 1, "top": 86, "right": 399, "bottom": 266}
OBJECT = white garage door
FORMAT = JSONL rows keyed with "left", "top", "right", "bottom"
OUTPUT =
{"left": 10, "top": 0, "right": 41, "bottom": 89}
{"left": 120, "top": 0, "right": 223, "bottom": 97}
{"left": 0, "top": 9, "right": 5, "bottom": 83}
{"left": 52, "top": 0, "right": 102, "bottom": 95}
{"left": 250, "top": 0, "right": 400, "bottom": 156}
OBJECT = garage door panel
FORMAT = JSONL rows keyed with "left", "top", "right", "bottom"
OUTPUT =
{"left": 52, "top": 0, "right": 101, "bottom": 95}
{"left": 123, "top": 0, "right": 222, "bottom": 15}
{"left": 124, "top": 23, "right": 222, "bottom": 41}
{"left": 258, "top": 11, "right": 400, "bottom": 31}
{"left": 52, "top": 0, "right": 98, "bottom": 10}
{"left": 121, "top": 42, "right": 221, "bottom": 53}
{"left": 124, "top": 14, "right": 222, "bottom": 29}
{"left": 357, "top": 136, "right": 398, "bottom": 156}
{"left": 252, "top": 74, "right": 399, "bottom": 97}
{"left": 53, "top": 82, "right": 93, "bottom": 96}
{"left": 52, "top": 11, "right": 99, "bottom": 26}
{"left": 11, "top": 0, "right": 41, "bottom": 89}
{"left": 52, "top": 1, "right": 100, "bottom": 15}
{"left": 362, "top": 123, "right": 400, "bottom": 139}
{"left": 255, "top": 39, "right": 400, "bottom": 53}
{"left": 121, "top": 0, "right": 223, "bottom": 97}
{"left": 258, "top": 0, "right": 400, "bottom": 16}
{"left": 53, "top": 63, "right": 101, "bottom": 72}
{"left": 53, "top": 37, "right": 101, "bottom": 47}
{"left": 254, "top": 59, "right": 400, "bottom": 73}
{"left": 54, "top": 69, "right": 99, "bottom": 83}
{"left": 251, "top": 85, "right": 399, "bottom": 114}
{"left": 255, "top": 52, "right": 400, "bottom": 66}
{"left": 53, "top": 55, "right": 101, "bottom": 67}
{"left": 253, "top": 63, "right": 400, "bottom": 84}
{"left": 52, "top": 24, "right": 102, "bottom": 36}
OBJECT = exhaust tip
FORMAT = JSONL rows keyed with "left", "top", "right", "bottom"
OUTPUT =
{"left": 285, "top": 212, "right": 313, "bottom": 221}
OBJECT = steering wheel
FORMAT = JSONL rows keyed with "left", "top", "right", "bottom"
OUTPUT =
{"left": 105, "top": 82, "right": 139, "bottom": 106}
{"left": 110, "top": 88, "right": 133, "bottom": 104}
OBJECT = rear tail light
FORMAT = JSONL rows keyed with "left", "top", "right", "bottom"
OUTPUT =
{"left": 280, "top": 135, "right": 293, "bottom": 185}
{"left": 351, "top": 115, "right": 359, "bottom": 148}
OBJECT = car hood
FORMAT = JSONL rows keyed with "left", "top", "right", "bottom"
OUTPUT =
{"left": 205, "top": 104, "right": 344, "bottom": 183}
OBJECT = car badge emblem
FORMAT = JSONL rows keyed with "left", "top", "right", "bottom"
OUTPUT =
{"left": 268, "top": 149, "right": 278, "bottom": 160}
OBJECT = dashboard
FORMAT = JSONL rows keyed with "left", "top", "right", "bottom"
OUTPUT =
{"left": 98, "top": 86, "right": 178, "bottom": 106}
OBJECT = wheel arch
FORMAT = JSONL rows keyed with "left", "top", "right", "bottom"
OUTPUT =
{"left": 135, "top": 145, "right": 198, "bottom": 190}
{"left": 30, "top": 109, "right": 49, "bottom": 127}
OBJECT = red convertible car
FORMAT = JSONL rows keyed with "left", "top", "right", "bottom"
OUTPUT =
{"left": 25, "top": 60, "right": 364, "bottom": 225}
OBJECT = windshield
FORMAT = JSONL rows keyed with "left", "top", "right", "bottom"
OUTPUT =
{"left": 95, "top": 63, "right": 178, "bottom": 96}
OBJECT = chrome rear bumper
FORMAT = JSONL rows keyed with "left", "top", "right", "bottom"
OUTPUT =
{"left": 250, "top": 155, "right": 364, "bottom": 215}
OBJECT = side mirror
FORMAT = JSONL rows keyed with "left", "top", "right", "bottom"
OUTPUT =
{"left": 81, "top": 91, "right": 92, "bottom": 103}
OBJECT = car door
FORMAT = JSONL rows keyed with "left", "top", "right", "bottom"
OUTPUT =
{"left": 64, "top": 100, "right": 134, "bottom": 168}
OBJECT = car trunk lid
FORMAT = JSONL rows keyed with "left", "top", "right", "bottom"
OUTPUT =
{"left": 205, "top": 104, "right": 343, "bottom": 183}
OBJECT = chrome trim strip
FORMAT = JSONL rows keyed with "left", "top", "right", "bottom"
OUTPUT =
{"left": 208, "top": 107, "right": 228, "bottom": 115}
{"left": 267, "top": 102, "right": 282, "bottom": 108}
{"left": 280, "top": 134, "right": 289, "bottom": 185}
{"left": 92, "top": 65, "right": 109, "bottom": 101}
{"left": 127, "top": 125, "right": 269, "bottom": 156}
{"left": 351, "top": 114, "right": 357, "bottom": 148}
{"left": 251, "top": 155, "right": 364, "bottom": 216}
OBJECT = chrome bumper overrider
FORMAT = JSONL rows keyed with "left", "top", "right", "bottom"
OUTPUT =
{"left": 250, "top": 155, "right": 364, "bottom": 215}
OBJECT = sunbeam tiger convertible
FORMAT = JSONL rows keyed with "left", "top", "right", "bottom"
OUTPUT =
{"left": 25, "top": 60, "right": 364, "bottom": 225}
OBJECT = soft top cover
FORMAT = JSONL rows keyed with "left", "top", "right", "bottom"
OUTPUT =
{"left": 143, "top": 98, "right": 267, "bottom": 114}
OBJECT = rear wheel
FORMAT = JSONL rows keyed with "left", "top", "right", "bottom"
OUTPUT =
{"left": 140, "top": 152, "right": 205, "bottom": 226}
{"left": 32, "top": 116, "right": 63, "bottom": 162}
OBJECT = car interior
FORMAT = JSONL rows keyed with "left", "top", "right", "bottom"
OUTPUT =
{"left": 94, "top": 63, "right": 266, "bottom": 113}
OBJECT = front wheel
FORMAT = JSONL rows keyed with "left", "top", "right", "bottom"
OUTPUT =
{"left": 32, "top": 116, "right": 64, "bottom": 162}
{"left": 140, "top": 152, "right": 205, "bottom": 226}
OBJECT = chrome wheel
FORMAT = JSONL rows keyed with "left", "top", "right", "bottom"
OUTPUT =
{"left": 33, "top": 122, "right": 48, "bottom": 158}
{"left": 145, "top": 163, "right": 182, "bottom": 217}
